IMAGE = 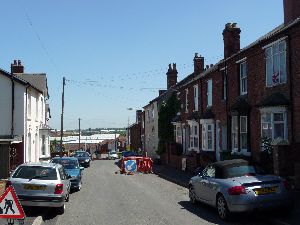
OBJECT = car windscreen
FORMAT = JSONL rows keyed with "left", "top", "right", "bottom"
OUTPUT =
{"left": 12, "top": 166, "right": 57, "bottom": 180}
{"left": 224, "top": 164, "right": 257, "bottom": 178}
{"left": 52, "top": 159, "right": 79, "bottom": 169}
{"left": 74, "top": 152, "right": 89, "bottom": 157}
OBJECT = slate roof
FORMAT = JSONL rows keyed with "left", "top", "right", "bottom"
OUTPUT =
{"left": 14, "top": 73, "right": 49, "bottom": 98}
{"left": 231, "top": 95, "right": 251, "bottom": 112}
{"left": 257, "top": 92, "right": 289, "bottom": 107}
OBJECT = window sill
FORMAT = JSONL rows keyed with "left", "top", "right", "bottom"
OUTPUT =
{"left": 266, "top": 82, "right": 287, "bottom": 88}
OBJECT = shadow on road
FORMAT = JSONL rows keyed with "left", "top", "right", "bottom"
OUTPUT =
{"left": 178, "top": 201, "right": 268, "bottom": 225}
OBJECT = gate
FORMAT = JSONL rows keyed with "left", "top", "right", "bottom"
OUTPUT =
{"left": 0, "top": 144, "right": 10, "bottom": 179}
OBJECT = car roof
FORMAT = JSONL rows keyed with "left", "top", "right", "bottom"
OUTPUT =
{"left": 19, "top": 162, "right": 61, "bottom": 168}
{"left": 52, "top": 157, "right": 78, "bottom": 161}
{"left": 211, "top": 159, "right": 249, "bottom": 168}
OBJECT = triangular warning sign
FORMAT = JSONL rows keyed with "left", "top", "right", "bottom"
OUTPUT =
{"left": 0, "top": 186, "right": 25, "bottom": 219}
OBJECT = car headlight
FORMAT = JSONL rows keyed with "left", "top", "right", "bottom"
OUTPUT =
{"left": 85, "top": 159, "right": 89, "bottom": 162}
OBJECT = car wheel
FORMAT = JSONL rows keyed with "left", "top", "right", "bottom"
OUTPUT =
{"left": 189, "top": 186, "right": 197, "bottom": 204}
{"left": 77, "top": 181, "right": 82, "bottom": 191}
{"left": 65, "top": 191, "right": 70, "bottom": 202}
{"left": 57, "top": 204, "right": 65, "bottom": 215}
{"left": 217, "top": 194, "right": 230, "bottom": 220}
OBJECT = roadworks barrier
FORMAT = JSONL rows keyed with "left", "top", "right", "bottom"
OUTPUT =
{"left": 119, "top": 156, "right": 153, "bottom": 175}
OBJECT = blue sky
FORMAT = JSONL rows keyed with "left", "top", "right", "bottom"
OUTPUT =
{"left": 0, "top": 0, "right": 283, "bottom": 129}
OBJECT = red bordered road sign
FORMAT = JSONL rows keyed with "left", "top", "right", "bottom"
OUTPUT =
{"left": 0, "top": 186, "right": 25, "bottom": 219}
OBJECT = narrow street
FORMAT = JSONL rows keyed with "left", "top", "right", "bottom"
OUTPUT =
{"left": 37, "top": 160, "right": 268, "bottom": 225}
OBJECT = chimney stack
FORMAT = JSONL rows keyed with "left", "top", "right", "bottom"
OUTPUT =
{"left": 223, "top": 23, "right": 241, "bottom": 59}
{"left": 166, "top": 63, "right": 178, "bottom": 89}
{"left": 159, "top": 90, "right": 166, "bottom": 96}
{"left": 11, "top": 59, "right": 24, "bottom": 74}
{"left": 136, "top": 110, "right": 143, "bottom": 124}
{"left": 193, "top": 53, "right": 204, "bottom": 75}
{"left": 284, "top": 0, "right": 300, "bottom": 24}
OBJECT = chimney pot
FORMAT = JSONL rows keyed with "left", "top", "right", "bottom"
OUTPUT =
{"left": 166, "top": 63, "right": 178, "bottom": 89}
{"left": 206, "top": 65, "right": 209, "bottom": 69}
{"left": 210, "top": 64, "right": 213, "bottom": 67}
{"left": 11, "top": 59, "right": 24, "bottom": 74}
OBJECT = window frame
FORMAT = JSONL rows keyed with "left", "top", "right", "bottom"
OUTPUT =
{"left": 201, "top": 121, "right": 214, "bottom": 151}
{"left": 185, "top": 89, "right": 189, "bottom": 113}
{"left": 260, "top": 107, "right": 288, "bottom": 140}
{"left": 207, "top": 79, "right": 212, "bottom": 107}
{"left": 193, "top": 85, "right": 199, "bottom": 111}
{"left": 240, "top": 61, "right": 247, "bottom": 95}
{"left": 265, "top": 40, "right": 287, "bottom": 87}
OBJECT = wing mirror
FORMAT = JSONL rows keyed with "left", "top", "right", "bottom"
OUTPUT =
{"left": 80, "top": 167, "right": 84, "bottom": 171}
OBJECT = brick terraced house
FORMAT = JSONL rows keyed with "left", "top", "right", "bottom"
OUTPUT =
{"left": 139, "top": 0, "right": 300, "bottom": 187}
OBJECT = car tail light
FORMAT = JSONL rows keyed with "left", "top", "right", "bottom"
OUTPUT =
{"left": 5, "top": 181, "right": 12, "bottom": 189}
{"left": 228, "top": 186, "right": 246, "bottom": 195}
{"left": 54, "top": 184, "right": 63, "bottom": 194}
{"left": 283, "top": 180, "right": 291, "bottom": 190}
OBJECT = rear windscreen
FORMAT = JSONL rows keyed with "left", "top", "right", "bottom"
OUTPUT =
{"left": 224, "top": 164, "right": 256, "bottom": 178}
{"left": 12, "top": 166, "right": 57, "bottom": 180}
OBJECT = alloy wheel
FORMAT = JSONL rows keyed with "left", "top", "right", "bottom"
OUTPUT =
{"left": 217, "top": 195, "right": 228, "bottom": 220}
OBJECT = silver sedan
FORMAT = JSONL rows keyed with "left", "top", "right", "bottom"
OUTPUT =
{"left": 189, "top": 159, "right": 294, "bottom": 220}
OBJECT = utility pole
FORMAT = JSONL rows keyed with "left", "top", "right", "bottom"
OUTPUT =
{"left": 60, "top": 77, "right": 66, "bottom": 158}
{"left": 79, "top": 118, "right": 81, "bottom": 150}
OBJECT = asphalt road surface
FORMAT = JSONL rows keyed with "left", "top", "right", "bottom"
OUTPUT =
{"left": 25, "top": 160, "right": 270, "bottom": 225}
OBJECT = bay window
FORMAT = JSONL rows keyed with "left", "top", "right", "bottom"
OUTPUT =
{"left": 261, "top": 107, "right": 287, "bottom": 140}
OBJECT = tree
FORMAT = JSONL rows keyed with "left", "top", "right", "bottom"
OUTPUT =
{"left": 157, "top": 93, "right": 180, "bottom": 155}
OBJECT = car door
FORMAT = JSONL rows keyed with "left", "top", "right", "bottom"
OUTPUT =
{"left": 59, "top": 167, "right": 70, "bottom": 196}
{"left": 193, "top": 167, "right": 210, "bottom": 202}
{"left": 199, "top": 166, "right": 216, "bottom": 204}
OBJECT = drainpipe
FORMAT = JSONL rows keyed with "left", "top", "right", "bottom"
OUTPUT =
{"left": 24, "top": 85, "right": 30, "bottom": 163}
{"left": 288, "top": 35, "right": 294, "bottom": 144}
{"left": 10, "top": 75, "right": 15, "bottom": 137}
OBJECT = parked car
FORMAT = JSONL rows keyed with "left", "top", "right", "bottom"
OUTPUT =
{"left": 108, "top": 151, "right": 118, "bottom": 160}
{"left": 51, "top": 157, "right": 84, "bottom": 191}
{"left": 73, "top": 151, "right": 91, "bottom": 167}
{"left": 189, "top": 159, "right": 294, "bottom": 220}
{"left": 7, "top": 163, "right": 71, "bottom": 214}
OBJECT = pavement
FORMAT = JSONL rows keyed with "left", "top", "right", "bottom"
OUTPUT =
{"left": 152, "top": 163, "right": 300, "bottom": 225}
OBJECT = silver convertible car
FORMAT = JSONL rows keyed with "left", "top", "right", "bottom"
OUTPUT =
{"left": 7, "top": 163, "right": 71, "bottom": 214}
{"left": 189, "top": 159, "right": 294, "bottom": 220}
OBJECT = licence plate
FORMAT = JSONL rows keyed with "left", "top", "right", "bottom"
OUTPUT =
{"left": 254, "top": 186, "right": 277, "bottom": 195}
{"left": 23, "top": 184, "right": 46, "bottom": 191}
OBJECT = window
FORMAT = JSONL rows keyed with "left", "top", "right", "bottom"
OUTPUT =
{"left": 231, "top": 116, "right": 248, "bottom": 152}
{"left": 265, "top": 40, "right": 286, "bottom": 87}
{"left": 203, "top": 166, "right": 215, "bottom": 178}
{"left": 175, "top": 125, "right": 182, "bottom": 144}
{"left": 28, "top": 93, "right": 31, "bottom": 118}
{"left": 36, "top": 95, "right": 39, "bottom": 120}
{"left": 201, "top": 122, "right": 214, "bottom": 151}
{"left": 41, "top": 135, "right": 46, "bottom": 156}
{"left": 222, "top": 70, "right": 227, "bottom": 100}
{"left": 232, "top": 116, "right": 238, "bottom": 150}
{"left": 240, "top": 62, "right": 247, "bottom": 94}
{"left": 261, "top": 109, "right": 287, "bottom": 140}
{"left": 240, "top": 116, "right": 247, "bottom": 150}
{"left": 189, "top": 123, "right": 199, "bottom": 150}
{"left": 207, "top": 79, "right": 212, "bottom": 107}
{"left": 185, "top": 89, "right": 188, "bottom": 112}
{"left": 41, "top": 97, "right": 44, "bottom": 121}
{"left": 193, "top": 85, "right": 198, "bottom": 111}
